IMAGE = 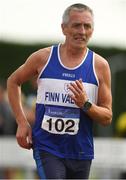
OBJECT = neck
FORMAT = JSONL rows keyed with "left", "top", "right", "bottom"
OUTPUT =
{"left": 59, "top": 43, "right": 88, "bottom": 68}
{"left": 61, "top": 43, "right": 87, "bottom": 58}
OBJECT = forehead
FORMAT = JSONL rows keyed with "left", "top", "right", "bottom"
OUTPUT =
{"left": 68, "top": 10, "right": 93, "bottom": 24}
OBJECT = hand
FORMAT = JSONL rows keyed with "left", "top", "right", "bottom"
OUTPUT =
{"left": 16, "top": 122, "right": 32, "bottom": 150}
{"left": 68, "top": 79, "right": 88, "bottom": 108}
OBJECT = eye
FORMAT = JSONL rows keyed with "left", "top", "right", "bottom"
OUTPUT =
{"left": 84, "top": 24, "right": 92, "bottom": 29}
{"left": 72, "top": 23, "right": 81, "bottom": 28}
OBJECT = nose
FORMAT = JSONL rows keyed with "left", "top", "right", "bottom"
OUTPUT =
{"left": 79, "top": 25, "right": 86, "bottom": 34}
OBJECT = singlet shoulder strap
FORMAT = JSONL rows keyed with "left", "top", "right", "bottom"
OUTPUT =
{"left": 38, "top": 44, "right": 59, "bottom": 79}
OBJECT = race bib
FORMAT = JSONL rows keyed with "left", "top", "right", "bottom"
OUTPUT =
{"left": 41, "top": 105, "right": 80, "bottom": 135}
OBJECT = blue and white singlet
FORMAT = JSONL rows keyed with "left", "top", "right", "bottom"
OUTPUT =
{"left": 32, "top": 44, "right": 99, "bottom": 160}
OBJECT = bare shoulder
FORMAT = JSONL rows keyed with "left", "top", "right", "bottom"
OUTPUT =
{"left": 94, "top": 53, "right": 111, "bottom": 81}
{"left": 95, "top": 53, "right": 110, "bottom": 69}
{"left": 8, "top": 46, "right": 52, "bottom": 84}
{"left": 32, "top": 46, "right": 51, "bottom": 61}
{"left": 26, "top": 46, "right": 52, "bottom": 72}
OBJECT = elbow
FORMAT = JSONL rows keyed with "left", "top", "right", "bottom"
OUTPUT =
{"left": 7, "top": 74, "right": 19, "bottom": 88}
{"left": 7, "top": 75, "right": 18, "bottom": 92}
{"left": 7, "top": 76, "right": 11, "bottom": 88}
{"left": 7, "top": 76, "right": 13, "bottom": 89}
{"left": 101, "top": 112, "right": 113, "bottom": 126}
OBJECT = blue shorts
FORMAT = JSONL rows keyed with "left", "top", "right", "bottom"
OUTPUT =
{"left": 33, "top": 149, "right": 92, "bottom": 179}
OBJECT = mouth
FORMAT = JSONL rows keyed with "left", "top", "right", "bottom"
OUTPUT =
{"left": 74, "top": 36, "right": 86, "bottom": 42}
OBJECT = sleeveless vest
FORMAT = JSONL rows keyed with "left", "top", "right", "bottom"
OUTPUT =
{"left": 32, "top": 44, "right": 99, "bottom": 160}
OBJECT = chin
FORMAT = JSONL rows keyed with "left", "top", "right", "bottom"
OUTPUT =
{"left": 74, "top": 43, "right": 86, "bottom": 49}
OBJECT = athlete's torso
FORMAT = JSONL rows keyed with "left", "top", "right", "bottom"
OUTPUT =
{"left": 32, "top": 44, "right": 99, "bottom": 160}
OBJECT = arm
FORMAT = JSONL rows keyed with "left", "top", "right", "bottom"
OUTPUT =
{"left": 7, "top": 48, "right": 50, "bottom": 149}
{"left": 68, "top": 54, "right": 112, "bottom": 126}
{"left": 89, "top": 54, "right": 112, "bottom": 126}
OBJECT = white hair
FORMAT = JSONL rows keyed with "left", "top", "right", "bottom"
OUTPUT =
{"left": 62, "top": 3, "right": 94, "bottom": 24}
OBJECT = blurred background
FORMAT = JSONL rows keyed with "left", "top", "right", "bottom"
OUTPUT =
{"left": 0, "top": 0, "right": 126, "bottom": 179}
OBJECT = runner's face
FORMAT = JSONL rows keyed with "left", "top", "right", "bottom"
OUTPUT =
{"left": 62, "top": 10, "right": 94, "bottom": 48}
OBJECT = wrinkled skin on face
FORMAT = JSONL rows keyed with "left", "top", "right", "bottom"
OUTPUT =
{"left": 62, "top": 10, "right": 94, "bottom": 50}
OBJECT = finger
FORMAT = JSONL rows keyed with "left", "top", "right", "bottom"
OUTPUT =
{"left": 76, "top": 80, "right": 87, "bottom": 97}
{"left": 69, "top": 94, "right": 77, "bottom": 102}
{"left": 16, "top": 136, "right": 31, "bottom": 149}
{"left": 17, "top": 137, "right": 28, "bottom": 149}
{"left": 28, "top": 131, "right": 33, "bottom": 145}
{"left": 79, "top": 78, "right": 82, "bottom": 83}
{"left": 73, "top": 80, "right": 84, "bottom": 92}
{"left": 69, "top": 85, "right": 80, "bottom": 97}
{"left": 75, "top": 80, "right": 83, "bottom": 90}
{"left": 69, "top": 83, "right": 81, "bottom": 95}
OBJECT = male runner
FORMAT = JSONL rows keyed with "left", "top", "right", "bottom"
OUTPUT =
{"left": 7, "top": 3, "right": 112, "bottom": 179}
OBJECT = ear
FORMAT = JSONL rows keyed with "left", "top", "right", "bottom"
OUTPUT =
{"left": 89, "top": 28, "right": 94, "bottom": 38}
{"left": 61, "top": 23, "right": 67, "bottom": 36}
